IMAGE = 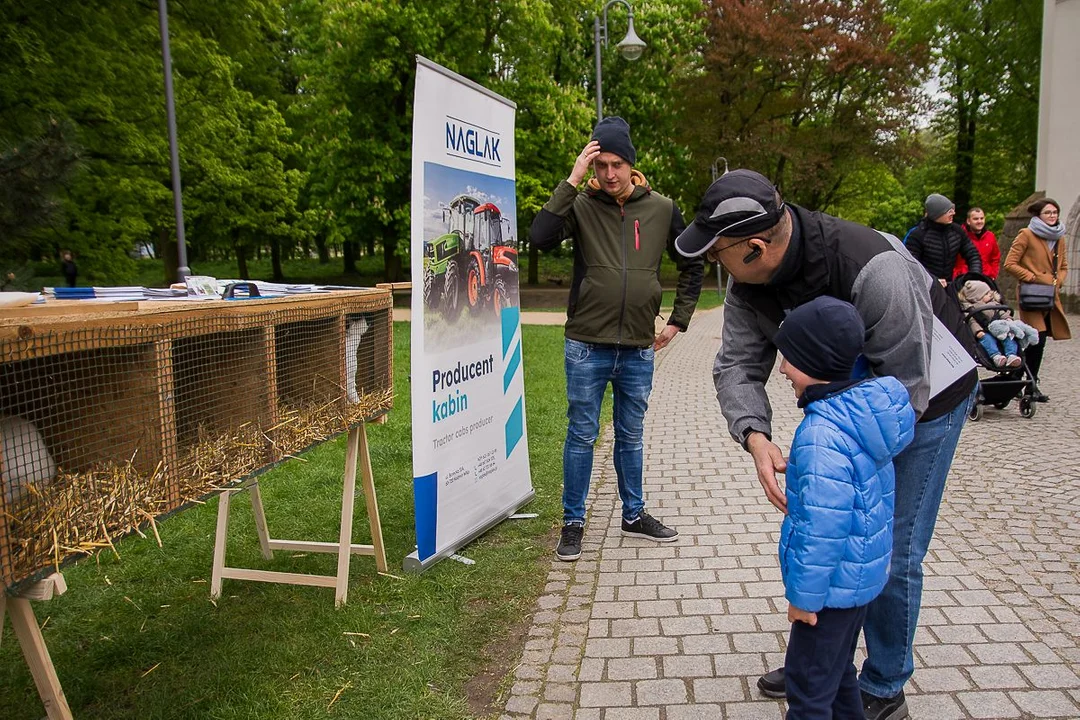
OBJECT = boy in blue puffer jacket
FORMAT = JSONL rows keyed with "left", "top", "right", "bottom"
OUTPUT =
{"left": 773, "top": 296, "right": 916, "bottom": 720}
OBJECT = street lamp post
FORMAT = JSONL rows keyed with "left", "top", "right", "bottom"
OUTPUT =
{"left": 710, "top": 156, "right": 729, "bottom": 183}
{"left": 709, "top": 157, "right": 729, "bottom": 295}
{"left": 156, "top": 0, "right": 190, "bottom": 281}
{"left": 593, "top": 0, "right": 646, "bottom": 122}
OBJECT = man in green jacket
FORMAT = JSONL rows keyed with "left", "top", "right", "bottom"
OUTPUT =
{"left": 530, "top": 116, "right": 703, "bottom": 561}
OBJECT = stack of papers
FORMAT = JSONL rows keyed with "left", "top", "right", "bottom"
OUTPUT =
{"left": 144, "top": 287, "right": 189, "bottom": 298}
{"left": 49, "top": 286, "right": 149, "bottom": 302}
{"left": 42, "top": 279, "right": 376, "bottom": 303}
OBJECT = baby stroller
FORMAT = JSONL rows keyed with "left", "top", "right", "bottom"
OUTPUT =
{"left": 950, "top": 272, "right": 1040, "bottom": 420}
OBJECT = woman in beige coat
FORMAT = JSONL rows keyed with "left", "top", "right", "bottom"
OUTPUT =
{"left": 1003, "top": 198, "right": 1071, "bottom": 402}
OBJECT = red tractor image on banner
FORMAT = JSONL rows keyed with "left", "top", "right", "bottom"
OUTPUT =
{"left": 465, "top": 201, "right": 518, "bottom": 314}
{"left": 423, "top": 194, "right": 518, "bottom": 319}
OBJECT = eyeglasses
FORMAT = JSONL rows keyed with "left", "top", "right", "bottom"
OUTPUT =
{"left": 1041, "top": 209, "right": 1059, "bottom": 217}
{"left": 704, "top": 236, "right": 753, "bottom": 262}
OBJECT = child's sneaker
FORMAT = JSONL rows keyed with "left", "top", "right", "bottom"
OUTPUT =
{"left": 1006, "top": 355, "right": 1022, "bottom": 368}
{"left": 992, "top": 354, "right": 1006, "bottom": 367}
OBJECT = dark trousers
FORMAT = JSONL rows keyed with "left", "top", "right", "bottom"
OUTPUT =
{"left": 1024, "top": 328, "right": 1050, "bottom": 384}
{"left": 785, "top": 605, "right": 868, "bottom": 720}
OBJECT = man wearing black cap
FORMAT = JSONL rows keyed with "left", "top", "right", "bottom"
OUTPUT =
{"left": 675, "top": 169, "right": 978, "bottom": 720}
{"left": 530, "top": 117, "right": 703, "bottom": 562}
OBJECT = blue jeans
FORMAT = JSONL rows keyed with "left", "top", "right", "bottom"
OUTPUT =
{"left": 562, "top": 338, "right": 654, "bottom": 524}
{"left": 859, "top": 389, "right": 975, "bottom": 698}
{"left": 977, "top": 332, "right": 1017, "bottom": 359}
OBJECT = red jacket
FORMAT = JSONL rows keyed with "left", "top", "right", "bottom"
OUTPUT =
{"left": 953, "top": 225, "right": 1000, "bottom": 279}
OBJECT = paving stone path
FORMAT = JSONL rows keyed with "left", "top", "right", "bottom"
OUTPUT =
{"left": 500, "top": 307, "right": 1080, "bottom": 720}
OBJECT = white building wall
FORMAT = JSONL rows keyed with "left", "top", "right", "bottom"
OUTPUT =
{"left": 1039, "top": 0, "right": 1080, "bottom": 296}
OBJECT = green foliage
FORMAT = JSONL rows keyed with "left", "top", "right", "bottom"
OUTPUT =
{"left": 289, "top": 0, "right": 604, "bottom": 280}
{"left": 679, "top": 0, "right": 928, "bottom": 212}
{"left": 891, "top": 0, "right": 1041, "bottom": 216}
{"left": 0, "top": 0, "right": 305, "bottom": 283}
{"left": 0, "top": 119, "right": 80, "bottom": 253}
{"left": 828, "top": 160, "right": 920, "bottom": 237}
{"left": 595, "top": 0, "right": 707, "bottom": 212}
{"left": 0, "top": 0, "right": 1046, "bottom": 286}
{"left": 825, "top": 0, "right": 1043, "bottom": 238}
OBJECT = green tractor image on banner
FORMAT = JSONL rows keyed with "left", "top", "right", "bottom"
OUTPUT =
{"left": 423, "top": 194, "right": 518, "bottom": 318}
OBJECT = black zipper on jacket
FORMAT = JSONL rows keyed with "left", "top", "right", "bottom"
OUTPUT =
{"left": 618, "top": 204, "right": 627, "bottom": 345}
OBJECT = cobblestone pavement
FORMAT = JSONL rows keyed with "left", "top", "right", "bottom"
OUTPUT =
{"left": 501, "top": 308, "right": 1080, "bottom": 720}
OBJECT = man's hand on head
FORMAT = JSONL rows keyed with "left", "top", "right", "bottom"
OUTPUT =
{"left": 568, "top": 140, "right": 601, "bottom": 187}
{"left": 746, "top": 432, "right": 788, "bottom": 514}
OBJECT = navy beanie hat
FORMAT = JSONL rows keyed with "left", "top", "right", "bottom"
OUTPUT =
{"left": 590, "top": 116, "right": 636, "bottom": 165}
{"left": 774, "top": 296, "right": 865, "bottom": 382}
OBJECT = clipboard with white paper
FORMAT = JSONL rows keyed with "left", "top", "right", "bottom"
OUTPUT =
{"left": 929, "top": 315, "right": 977, "bottom": 398}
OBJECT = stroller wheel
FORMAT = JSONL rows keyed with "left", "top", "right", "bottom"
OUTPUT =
{"left": 1019, "top": 396, "right": 1037, "bottom": 419}
{"left": 968, "top": 403, "right": 983, "bottom": 421}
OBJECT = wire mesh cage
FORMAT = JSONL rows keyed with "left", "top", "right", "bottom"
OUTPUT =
{"left": 0, "top": 290, "right": 393, "bottom": 592}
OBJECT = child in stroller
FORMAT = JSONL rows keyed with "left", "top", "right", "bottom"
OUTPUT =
{"left": 951, "top": 272, "right": 1042, "bottom": 419}
{"left": 957, "top": 279, "right": 1037, "bottom": 368}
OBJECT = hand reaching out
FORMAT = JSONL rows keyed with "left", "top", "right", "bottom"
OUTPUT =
{"left": 746, "top": 432, "right": 788, "bottom": 513}
{"left": 653, "top": 324, "right": 679, "bottom": 351}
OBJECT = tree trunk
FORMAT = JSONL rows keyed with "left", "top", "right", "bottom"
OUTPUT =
{"left": 236, "top": 242, "right": 249, "bottom": 280}
{"left": 161, "top": 227, "right": 178, "bottom": 285}
{"left": 270, "top": 237, "right": 284, "bottom": 282}
{"left": 315, "top": 234, "right": 330, "bottom": 264}
{"left": 528, "top": 241, "right": 539, "bottom": 286}
{"left": 952, "top": 54, "right": 977, "bottom": 214}
{"left": 383, "top": 235, "right": 403, "bottom": 282}
{"left": 343, "top": 240, "right": 358, "bottom": 274}
{"left": 365, "top": 235, "right": 375, "bottom": 256}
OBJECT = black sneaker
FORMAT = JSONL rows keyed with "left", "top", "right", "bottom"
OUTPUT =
{"left": 621, "top": 511, "right": 678, "bottom": 542}
{"left": 556, "top": 524, "right": 584, "bottom": 561}
{"left": 862, "top": 689, "right": 908, "bottom": 720}
{"left": 756, "top": 666, "right": 785, "bottom": 698}
{"left": 1032, "top": 390, "right": 1050, "bottom": 403}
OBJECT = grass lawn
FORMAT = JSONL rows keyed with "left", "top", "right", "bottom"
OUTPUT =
{"left": 524, "top": 289, "right": 724, "bottom": 314}
{"left": 0, "top": 322, "right": 570, "bottom": 720}
{"left": 22, "top": 252, "right": 719, "bottom": 294}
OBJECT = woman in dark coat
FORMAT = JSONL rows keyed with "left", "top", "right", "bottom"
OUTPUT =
{"left": 1003, "top": 198, "right": 1071, "bottom": 402}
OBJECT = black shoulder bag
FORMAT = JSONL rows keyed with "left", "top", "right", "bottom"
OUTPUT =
{"left": 1018, "top": 242, "right": 1058, "bottom": 311}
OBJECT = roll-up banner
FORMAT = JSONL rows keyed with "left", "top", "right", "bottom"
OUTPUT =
{"left": 405, "top": 57, "right": 533, "bottom": 573}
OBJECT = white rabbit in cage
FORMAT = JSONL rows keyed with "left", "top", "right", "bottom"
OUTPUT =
{"left": 344, "top": 315, "right": 370, "bottom": 404}
{"left": 1, "top": 414, "right": 57, "bottom": 506}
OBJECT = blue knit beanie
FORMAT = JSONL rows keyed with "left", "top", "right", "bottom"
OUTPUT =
{"left": 774, "top": 297, "right": 865, "bottom": 382}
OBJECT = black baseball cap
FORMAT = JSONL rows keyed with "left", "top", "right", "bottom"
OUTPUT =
{"left": 675, "top": 169, "right": 786, "bottom": 257}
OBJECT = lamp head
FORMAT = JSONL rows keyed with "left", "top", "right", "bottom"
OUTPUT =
{"left": 616, "top": 15, "right": 646, "bottom": 60}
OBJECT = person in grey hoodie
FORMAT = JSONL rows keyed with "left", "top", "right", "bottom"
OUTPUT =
{"left": 675, "top": 169, "right": 977, "bottom": 720}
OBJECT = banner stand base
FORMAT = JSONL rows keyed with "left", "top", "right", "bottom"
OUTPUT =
{"left": 403, "top": 489, "right": 535, "bottom": 574}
